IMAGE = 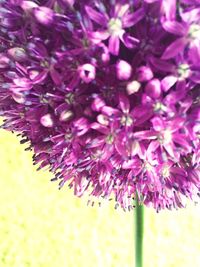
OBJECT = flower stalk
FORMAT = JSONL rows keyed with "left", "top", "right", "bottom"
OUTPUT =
{"left": 135, "top": 199, "right": 144, "bottom": 267}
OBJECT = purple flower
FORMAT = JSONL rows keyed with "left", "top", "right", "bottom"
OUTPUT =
{"left": 0, "top": 0, "right": 199, "bottom": 211}
{"left": 162, "top": 8, "right": 200, "bottom": 59}
{"left": 85, "top": 2, "right": 144, "bottom": 55}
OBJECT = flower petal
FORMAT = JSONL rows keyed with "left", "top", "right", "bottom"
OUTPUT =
{"left": 101, "top": 106, "right": 121, "bottom": 117}
{"left": 123, "top": 8, "right": 145, "bottom": 28}
{"left": 108, "top": 35, "right": 120, "bottom": 55}
{"left": 118, "top": 93, "right": 130, "bottom": 113}
{"left": 89, "top": 31, "right": 109, "bottom": 43}
{"left": 149, "top": 56, "right": 175, "bottom": 72}
{"left": 164, "top": 142, "right": 178, "bottom": 159}
{"left": 173, "top": 134, "right": 191, "bottom": 152}
{"left": 85, "top": 6, "right": 108, "bottom": 26}
{"left": 162, "top": 21, "right": 187, "bottom": 36}
{"left": 90, "top": 122, "right": 109, "bottom": 135}
{"left": 122, "top": 158, "right": 141, "bottom": 169}
{"left": 152, "top": 116, "right": 166, "bottom": 132}
{"left": 133, "top": 130, "right": 157, "bottom": 140}
{"left": 50, "top": 68, "right": 62, "bottom": 85}
{"left": 162, "top": 38, "right": 187, "bottom": 60}
{"left": 190, "top": 72, "right": 200, "bottom": 84}
{"left": 120, "top": 33, "right": 139, "bottom": 49}
{"left": 161, "top": 75, "right": 177, "bottom": 92}
{"left": 162, "top": 0, "right": 176, "bottom": 20}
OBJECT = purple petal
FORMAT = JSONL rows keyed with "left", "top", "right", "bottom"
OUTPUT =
{"left": 101, "top": 106, "right": 121, "bottom": 117}
{"left": 161, "top": 75, "right": 177, "bottom": 92}
{"left": 58, "top": 0, "right": 75, "bottom": 7}
{"left": 89, "top": 31, "right": 109, "bottom": 42}
{"left": 0, "top": 54, "right": 10, "bottom": 68}
{"left": 131, "top": 106, "right": 153, "bottom": 126}
{"left": 162, "top": 38, "right": 187, "bottom": 60}
{"left": 162, "top": 0, "right": 176, "bottom": 20}
{"left": 164, "top": 142, "right": 179, "bottom": 159}
{"left": 90, "top": 122, "right": 109, "bottom": 135}
{"left": 13, "top": 78, "right": 31, "bottom": 87}
{"left": 123, "top": 8, "right": 145, "bottom": 28}
{"left": 171, "top": 167, "right": 187, "bottom": 176}
{"left": 115, "top": 132, "right": 128, "bottom": 156}
{"left": 144, "top": 0, "right": 158, "bottom": 2}
{"left": 85, "top": 6, "right": 108, "bottom": 26}
{"left": 147, "top": 141, "right": 160, "bottom": 158}
{"left": 99, "top": 166, "right": 111, "bottom": 185}
{"left": 133, "top": 130, "right": 157, "bottom": 140}
{"left": 12, "top": 92, "right": 26, "bottom": 104}
{"left": 176, "top": 80, "right": 186, "bottom": 92}
{"left": 181, "top": 8, "right": 200, "bottom": 24}
{"left": 114, "top": 4, "right": 129, "bottom": 18}
{"left": 128, "top": 166, "right": 142, "bottom": 177}
{"left": 55, "top": 103, "right": 69, "bottom": 115}
{"left": 74, "top": 117, "right": 89, "bottom": 136}
{"left": 188, "top": 44, "right": 200, "bottom": 65}
{"left": 119, "top": 93, "right": 130, "bottom": 113}
{"left": 162, "top": 21, "right": 187, "bottom": 36}
{"left": 101, "top": 144, "right": 114, "bottom": 161}
{"left": 173, "top": 134, "right": 191, "bottom": 152}
{"left": 50, "top": 68, "right": 62, "bottom": 85}
{"left": 30, "top": 70, "right": 48, "bottom": 84}
{"left": 190, "top": 72, "right": 200, "bottom": 84}
{"left": 120, "top": 33, "right": 139, "bottom": 49}
{"left": 91, "top": 96, "right": 106, "bottom": 112}
{"left": 151, "top": 116, "right": 165, "bottom": 131}
{"left": 168, "top": 118, "right": 185, "bottom": 132}
{"left": 34, "top": 6, "right": 54, "bottom": 26}
{"left": 97, "top": 114, "right": 109, "bottom": 126}
{"left": 122, "top": 158, "right": 141, "bottom": 169}
{"left": 149, "top": 56, "right": 176, "bottom": 72}
{"left": 21, "top": 1, "right": 38, "bottom": 10}
{"left": 129, "top": 141, "right": 142, "bottom": 157}
{"left": 108, "top": 35, "right": 120, "bottom": 56}
{"left": 87, "top": 136, "right": 105, "bottom": 148}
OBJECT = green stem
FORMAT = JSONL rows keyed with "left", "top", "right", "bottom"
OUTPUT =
{"left": 135, "top": 199, "right": 144, "bottom": 267}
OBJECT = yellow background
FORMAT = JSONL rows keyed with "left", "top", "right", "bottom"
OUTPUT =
{"left": 0, "top": 129, "right": 200, "bottom": 267}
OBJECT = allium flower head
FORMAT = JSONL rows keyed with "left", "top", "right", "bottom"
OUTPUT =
{"left": 0, "top": 0, "right": 199, "bottom": 211}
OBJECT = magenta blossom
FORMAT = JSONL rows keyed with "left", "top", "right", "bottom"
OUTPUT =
{"left": 0, "top": 0, "right": 199, "bottom": 212}
{"left": 85, "top": 2, "right": 144, "bottom": 55}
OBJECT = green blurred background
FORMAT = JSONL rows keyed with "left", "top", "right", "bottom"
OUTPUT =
{"left": 0, "top": 128, "right": 200, "bottom": 267}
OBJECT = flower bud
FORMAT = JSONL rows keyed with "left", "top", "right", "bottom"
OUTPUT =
{"left": 21, "top": 1, "right": 38, "bottom": 11}
{"left": 58, "top": 0, "right": 75, "bottom": 7}
{"left": 102, "top": 52, "right": 110, "bottom": 63}
{"left": 145, "top": 79, "right": 161, "bottom": 99}
{"left": 91, "top": 96, "right": 105, "bottom": 112}
{"left": 12, "top": 93, "right": 26, "bottom": 104}
{"left": 34, "top": 7, "right": 54, "bottom": 26}
{"left": 116, "top": 60, "right": 132, "bottom": 80}
{"left": 0, "top": 54, "right": 10, "bottom": 68}
{"left": 40, "top": 113, "right": 54, "bottom": 127}
{"left": 97, "top": 114, "right": 109, "bottom": 126}
{"left": 79, "top": 63, "right": 96, "bottom": 83}
{"left": 137, "top": 66, "right": 153, "bottom": 82}
{"left": 8, "top": 47, "right": 27, "bottom": 62}
{"left": 59, "top": 110, "right": 74, "bottom": 122}
{"left": 126, "top": 80, "right": 141, "bottom": 95}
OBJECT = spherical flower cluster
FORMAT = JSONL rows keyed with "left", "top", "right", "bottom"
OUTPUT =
{"left": 0, "top": 0, "right": 199, "bottom": 211}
